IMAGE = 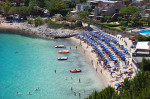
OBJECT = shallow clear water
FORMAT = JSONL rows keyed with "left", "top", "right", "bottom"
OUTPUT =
{"left": 0, "top": 33, "right": 104, "bottom": 99}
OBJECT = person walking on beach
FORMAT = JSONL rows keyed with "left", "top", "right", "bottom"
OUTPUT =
{"left": 54, "top": 70, "right": 56, "bottom": 73}
{"left": 91, "top": 60, "right": 93, "bottom": 65}
{"left": 74, "top": 92, "right": 76, "bottom": 96}
{"left": 70, "top": 47, "right": 71, "bottom": 50}
{"left": 79, "top": 93, "right": 81, "bottom": 98}
{"left": 76, "top": 46, "right": 77, "bottom": 49}
{"left": 101, "top": 69, "right": 102, "bottom": 74}
{"left": 71, "top": 87, "right": 73, "bottom": 92}
{"left": 79, "top": 78, "right": 80, "bottom": 83}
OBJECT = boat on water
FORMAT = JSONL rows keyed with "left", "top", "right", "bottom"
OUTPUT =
{"left": 70, "top": 69, "right": 82, "bottom": 73}
{"left": 58, "top": 50, "right": 69, "bottom": 54}
{"left": 57, "top": 57, "right": 68, "bottom": 60}
{"left": 55, "top": 45, "right": 65, "bottom": 48}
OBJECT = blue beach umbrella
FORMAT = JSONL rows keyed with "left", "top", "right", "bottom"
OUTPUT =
{"left": 123, "top": 67, "right": 128, "bottom": 69}
{"left": 115, "top": 83, "right": 121, "bottom": 86}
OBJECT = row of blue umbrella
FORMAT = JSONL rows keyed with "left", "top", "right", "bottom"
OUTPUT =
{"left": 76, "top": 33, "right": 109, "bottom": 65}
{"left": 89, "top": 31, "right": 126, "bottom": 60}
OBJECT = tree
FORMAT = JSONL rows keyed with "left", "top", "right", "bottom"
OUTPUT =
{"left": 28, "top": 0, "right": 37, "bottom": 15}
{"left": 10, "top": 6, "right": 29, "bottom": 17}
{"left": 63, "top": 0, "right": 76, "bottom": 8}
{"left": 0, "top": 2, "right": 12, "bottom": 17}
{"left": 24, "top": 0, "right": 30, "bottom": 6}
{"left": 54, "top": 2, "right": 66, "bottom": 12}
{"left": 44, "top": 0, "right": 58, "bottom": 16}
{"left": 123, "top": 0, "right": 132, "bottom": 7}
{"left": 147, "top": 15, "right": 150, "bottom": 26}
{"left": 119, "top": 6, "right": 139, "bottom": 26}
{"left": 141, "top": 58, "right": 150, "bottom": 71}
{"left": 36, "top": 0, "right": 46, "bottom": 8}
{"left": 131, "top": 12, "right": 142, "bottom": 26}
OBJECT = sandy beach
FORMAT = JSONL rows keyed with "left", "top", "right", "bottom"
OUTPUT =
{"left": 70, "top": 23, "right": 136, "bottom": 89}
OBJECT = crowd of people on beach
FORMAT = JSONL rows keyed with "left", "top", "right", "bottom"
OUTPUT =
{"left": 76, "top": 30, "right": 135, "bottom": 89}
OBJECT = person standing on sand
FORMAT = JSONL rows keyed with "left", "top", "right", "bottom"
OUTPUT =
{"left": 74, "top": 92, "right": 76, "bottom": 96}
{"left": 76, "top": 46, "right": 77, "bottom": 49}
{"left": 91, "top": 60, "right": 93, "bottom": 65}
{"left": 71, "top": 87, "right": 73, "bottom": 92}
{"left": 79, "top": 93, "right": 81, "bottom": 98}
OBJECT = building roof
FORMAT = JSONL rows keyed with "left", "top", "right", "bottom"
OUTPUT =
{"left": 136, "top": 41, "right": 150, "bottom": 50}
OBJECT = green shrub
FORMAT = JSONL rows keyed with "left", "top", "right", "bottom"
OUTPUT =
{"left": 120, "top": 21, "right": 127, "bottom": 25}
{"left": 34, "top": 16, "right": 44, "bottom": 27}
{"left": 27, "top": 18, "right": 33, "bottom": 24}
{"left": 75, "top": 21, "right": 82, "bottom": 27}
{"left": 121, "top": 26, "right": 126, "bottom": 30}
{"left": 47, "top": 20, "right": 64, "bottom": 26}
{"left": 138, "top": 35, "right": 150, "bottom": 41}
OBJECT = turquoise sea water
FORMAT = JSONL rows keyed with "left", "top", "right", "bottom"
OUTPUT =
{"left": 0, "top": 33, "right": 104, "bottom": 99}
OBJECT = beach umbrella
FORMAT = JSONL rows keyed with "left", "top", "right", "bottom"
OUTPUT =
{"left": 115, "top": 83, "right": 121, "bottom": 86}
{"left": 123, "top": 67, "right": 128, "bottom": 69}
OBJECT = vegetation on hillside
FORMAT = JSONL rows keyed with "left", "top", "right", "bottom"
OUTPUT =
{"left": 87, "top": 58, "right": 150, "bottom": 99}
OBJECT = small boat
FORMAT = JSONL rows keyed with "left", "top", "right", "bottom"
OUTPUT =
{"left": 55, "top": 45, "right": 64, "bottom": 48}
{"left": 57, "top": 57, "right": 68, "bottom": 60}
{"left": 58, "top": 50, "right": 69, "bottom": 54}
{"left": 70, "top": 69, "right": 82, "bottom": 73}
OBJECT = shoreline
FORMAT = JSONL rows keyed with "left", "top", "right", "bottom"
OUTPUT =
{"left": 69, "top": 37, "right": 109, "bottom": 87}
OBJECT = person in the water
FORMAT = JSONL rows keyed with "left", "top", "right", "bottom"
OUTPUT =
{"left": 17, "top": 92, "right": 22, "bottom": 95}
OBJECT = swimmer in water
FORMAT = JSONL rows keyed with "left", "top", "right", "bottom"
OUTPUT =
{"left": 65, "top": 77, "right": 67, "bottom": 80}
{"left": 15, "top": 51, "right": 18, "bottom": 54}
{"left": 35, "top": 88, "right": 38, "bottom": 91}
{"left": 28, "top": 92, "right": 31, "bottom": 95}
{"left": 17, "top": 92, "right": 22, "bottom": 95}
{"left": 35, "top": 87, "right": 39, "bottom": 91}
